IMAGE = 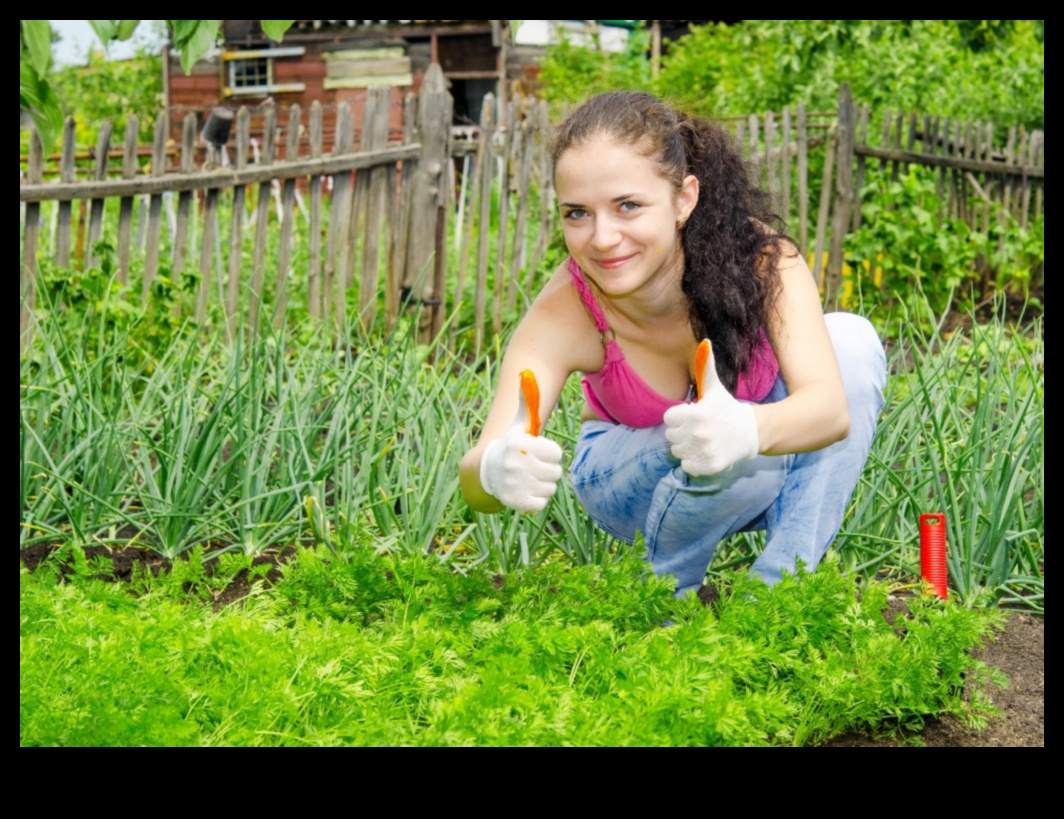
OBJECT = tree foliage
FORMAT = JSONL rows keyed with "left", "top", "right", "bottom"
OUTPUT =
{"left": 540, "top": 21, "right": 1044, "bottom": 132}
{"left": 659, "top": 20, "right": 1044, "bottom": 129}
{"left": 538, "top": 27, "right": 650, "bottom": 112}
{"left": 51, "top": 51, "right": 164, "bottom": 145}
{"left": 20, "top": 20, "right": 295, "bottom": 151}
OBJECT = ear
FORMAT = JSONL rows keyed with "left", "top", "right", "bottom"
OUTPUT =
{"left": 677, "top": 174, "right": 699, "bottom": 223}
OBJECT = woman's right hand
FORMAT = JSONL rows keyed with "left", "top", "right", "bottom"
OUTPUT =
{"left": 478, "top": 379, "right": 563, "bottom": 512}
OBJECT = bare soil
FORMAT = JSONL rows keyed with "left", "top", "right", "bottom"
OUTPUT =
{"left": 21, "top": 543, "right": 1043, "bottom": 747}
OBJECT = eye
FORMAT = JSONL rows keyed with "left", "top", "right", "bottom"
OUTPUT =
{"left": 618, "top": 200, "right": 641, "bottom": 214}
{"left": 562, "top": 208, "right": 588, "bottom": 221}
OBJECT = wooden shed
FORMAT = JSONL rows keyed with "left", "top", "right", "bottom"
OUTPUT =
{"left": 165, "top": 20, "right": 538, "bottom": 155}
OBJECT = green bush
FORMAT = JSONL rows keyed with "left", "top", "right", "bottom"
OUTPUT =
{"left": 656, "top": 21, "right": 1044, "bottom": 130}
{"left": 844, "top": 165, "right": 1044, "bottom": 334}
{"left": 538, "top": 27, "right": 651, "bottom": 112}
{"left": 50, "top": 49, "right": 164, "bottom": 146}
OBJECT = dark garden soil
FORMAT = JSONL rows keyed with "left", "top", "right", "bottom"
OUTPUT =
{"left": 21, "top": 543, "right": 1043, "bottom": 747}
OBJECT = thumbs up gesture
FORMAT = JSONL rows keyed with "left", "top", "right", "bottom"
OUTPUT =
{"left": 663, "top": 340, "right": 760, "bottom": 476}
{"left": 479, "top": 370, "right": 564, "bottom": 512}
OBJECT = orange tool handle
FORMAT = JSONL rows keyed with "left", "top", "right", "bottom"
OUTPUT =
{"left": 694, "top": 339, "right": 711, "bottom": 401}
{"left": 520, "top": 369, "right": 541, "bottom": 436}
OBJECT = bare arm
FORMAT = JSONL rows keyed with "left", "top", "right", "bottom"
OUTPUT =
{"left": 460, "top": 265, "right": 599, "bottom": 512}
{"left": 752, "top": 249, "right": 850, "bottom": 455}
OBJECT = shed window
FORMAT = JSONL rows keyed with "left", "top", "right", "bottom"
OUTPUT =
{"left": 232, "top": 57, "right": 269, "bottom": 90}
{"left": 223, "top": 47, "right": 307, "bottom": 97}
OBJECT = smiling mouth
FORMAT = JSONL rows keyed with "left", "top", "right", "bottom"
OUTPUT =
{"left": 593, "top": 255, "right": 635, "bottom": 270}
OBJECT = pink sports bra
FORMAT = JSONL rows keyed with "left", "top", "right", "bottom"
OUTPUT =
{"left": 568, "top": 257, "right": 780, "bottom": 428}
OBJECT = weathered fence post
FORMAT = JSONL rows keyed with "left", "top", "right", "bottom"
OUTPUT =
{"left": 528, "top": 100, "right": 554, "bottom": 295}
{"left": 86, "top": 120, "right": 114, "bottom": 272}
{"left": 21, "top": 130, "right": 43, "bottom": 353}
{"left": 272, "top": 104, "right": 302, "bottom": 330}
{"left": 306, "top": 102, "right": 324, "bottom": 322}
{"left": 507, "top": 115, "right": 535, "bottom": 310}
{"left": 171, "top": 115, "right": 196, "bottom": 302}
{"left": 117, "top": 116, "right": 141, "bottom": 286}
{"left": 493, "top": 100, "right": 515, "bottom": 333}
{"left": 473, "top": 95, "right": 496, "bottom": 353}
{"left": 357, "top": 87, "right": 392, "bottom": 331}
{"left": 389, "top": 94, "right": 417, "bottom": 331}
{"left": 811, "top": 130, "right": 836, "bottom": 293}
{"left": 824, "top": 84, "right": 855, "bottom": 309}
{"left": 226, "top": 107, "right": 251, "bottom": 341}
{"left": 55, "top": 117, "right": 76, "bottom": 270}
{"left": 248, "top": 105, "right": 276, "bottom": 333}
{"left": 141, "top": 114, "right": 167, "bottom": 301}
{"left": 404, "top": 63, "right": 452, "bottom": 344}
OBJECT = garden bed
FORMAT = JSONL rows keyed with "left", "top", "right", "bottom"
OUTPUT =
{"left": 20, "top": 542, "right": 1042, "bottom": 747}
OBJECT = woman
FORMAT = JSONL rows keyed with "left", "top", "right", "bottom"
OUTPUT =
{"left": 459, "top": 92, "right": 886, "bottom": 596}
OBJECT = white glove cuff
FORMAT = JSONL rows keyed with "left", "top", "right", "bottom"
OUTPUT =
{"left": 736, "top": 402, "right": 760, "bottom": 461}
{"left": 479, "top": 437, "right": 504, "bottom": 500}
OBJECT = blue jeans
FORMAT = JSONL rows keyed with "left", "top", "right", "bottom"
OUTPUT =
{"left": 569, "top": 313, "right": 887, "bottom": 596}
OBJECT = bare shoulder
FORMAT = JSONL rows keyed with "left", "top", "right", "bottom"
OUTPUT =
{"left": 514, "top": 259, "right": 603, "bottom": 375}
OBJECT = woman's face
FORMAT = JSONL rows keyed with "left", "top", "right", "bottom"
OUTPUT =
{"left": 555, "top": 134, "right": 697, "bottom": 301}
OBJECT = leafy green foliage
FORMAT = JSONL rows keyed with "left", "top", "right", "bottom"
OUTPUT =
{"left": 19, "top": 20, "right": 296, "bottom": 150}
{"left": 22, "top": 20, "right": 54, "bottom": 76}
{"left": 166, "top": 20, "right": 221, "bottom": 75}
{"left": 50, "top": 51, "right": 163, "bottom": 145}
{"left": 841, "top": 316, "right": 1043, "bottom": 612}
{"left": 656, "top": 21, "right": 1044, "bottom": 130}
{"left": 845, "top": 167, "right": 979, "bottom": 331}
{"left": 34, "top": 240, "right": 192, "bottom": 367}
{"left": 88, "top": 20, "right": 141, "bottom": 45}
{"left": 20, "top": 546, "right": 1004, "bottom": 746}
{"left": 844, "top": 166, "right": 1043, "bottom": 334}
{"left": 20, "top": 272, "right": 1044, "bottom": 611}
{"left": 20, "top": 22, "right": 63, "bottom": 152}
{"left": 538, "top": 28, "right": 651, "bottom": 112}
{"left": 538, "top": 22, "right": 1043, "bottom": 131}
{"left": 261, "top": 21, "right": 296, "bottom": 42}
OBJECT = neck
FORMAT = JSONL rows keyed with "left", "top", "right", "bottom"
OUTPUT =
{"left": 597, "top": 249, "right": 688, "bottom": 326}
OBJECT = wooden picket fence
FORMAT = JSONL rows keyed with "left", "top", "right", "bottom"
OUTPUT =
{"left": 823, "top": 85, "right": 1045, "bottom": 304}
{"left": 20, "top": 66, "right": 454, "bottom": 352}
{"left": 20, "top": 77, "right": 1044, "bottom": 353}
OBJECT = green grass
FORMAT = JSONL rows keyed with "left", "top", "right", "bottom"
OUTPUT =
{"left": 20, "top": 292, "right": 1044, "bottom": 611}
{"left": 838, "top": 316, "right": 1044, "bottom": 612}
{"left": 20, "top": 543, "right": 1005, "bottom": 746}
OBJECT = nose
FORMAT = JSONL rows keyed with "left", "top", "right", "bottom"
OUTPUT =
{"left": 590, "top": 215, "right": 622, "bottom": 252}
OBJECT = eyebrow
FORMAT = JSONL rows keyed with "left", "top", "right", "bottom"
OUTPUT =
{"left": 559, "top": 193, "right": 643, "bottom": 209}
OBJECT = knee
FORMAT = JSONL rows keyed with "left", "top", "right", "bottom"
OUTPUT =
{"left": 824, "top": 313, "right": 886, "bottom": 407}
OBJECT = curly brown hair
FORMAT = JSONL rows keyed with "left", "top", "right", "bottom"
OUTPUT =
{"left": 550, "top": 91, "right": 796, "bottom": 393}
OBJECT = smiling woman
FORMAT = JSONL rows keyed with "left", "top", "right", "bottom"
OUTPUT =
{"left": 460, "top": 91, "right": 887, "bottom": 596}
{"left": 556, "top": 135, "right": 698, "bottom": 303}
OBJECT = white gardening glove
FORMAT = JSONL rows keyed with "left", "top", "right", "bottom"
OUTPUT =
{"left": 479, "top": 371, "right": 563, "bottom": 512}
{"left": 663, "top": 340, "right": 760, "bottom": 477}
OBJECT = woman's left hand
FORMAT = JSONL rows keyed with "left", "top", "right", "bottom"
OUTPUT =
{"left": 663, "top": 341, "right": 760, "bottom": 476}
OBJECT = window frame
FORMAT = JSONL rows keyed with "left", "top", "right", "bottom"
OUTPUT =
{"left": 222, "top": 47, "right": 307, "bottom": 97}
